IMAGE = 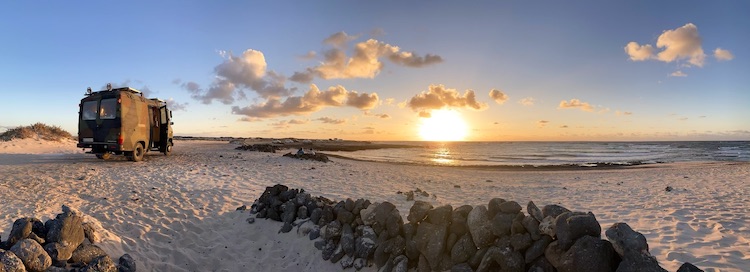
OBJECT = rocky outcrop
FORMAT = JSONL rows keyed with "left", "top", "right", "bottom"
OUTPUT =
{"left": 247, "top": 183, "right": 704, "bottom": 272}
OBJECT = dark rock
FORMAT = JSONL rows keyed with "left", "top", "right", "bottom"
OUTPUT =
{"left": 371, "top": 202, "right": 397, "bottom": 232}
{"left": 297, "top": 220, "right": 315, "bottom": 237}
{"left": 605, "top": 222, "right": 649, "bottom": 257}
{"left": 677, "top": 262, "right": 704, "bottom": 272}
{"left": 235, "top": 144, "right": 279, "bottom": 153}
{"left": 509, "top": 233, "right": 532, "bottom": 251}
{"left": 414, "top": 222, "right": 448, "bottom": 270}
{"left": 527, "top": 201, "right": 544, "bottom": 222}
{"left": 353, "top": 258, "right": 366, "bottom": 270}
{"left": 384, "top": 235, "right": 405, "bottom": 256}
{"left": 525, "top": 235, "right": 553, "bottom": 263}
{"left": 557, "top": 235, "right": 618, "bottom": 272}
{"left": 539, "top": 216, "right": 556, "bottom": 237}
{"left": 322, "top": 239, "right": 336, "bottom": 260}
{"left": 80, "top": 255, "right": 116, "bottom": 272}
{"left": 499, "top": 201, "right": 522, "bottom": 214}
{"left": 266, "top": 207, "right": 280, "bottom": 221}
{"left": 279, "top": 222, "right": 293, "bottom": 233}
{"left": 10, "top": 239, "right": 52, "bottom": 272}
{"left": 544, "top": 241, "right": 566, "bottom": 269}
{"left": 0, "top": 249, "right": 25, "bottom": 272}
{"left": 337, "top": 210, "right": 355, "bottom": 225}
{"left": 665, "top": 186, "right": 673, "bottom": 192}
{"left": 314, "top": 239, "right": 326, "bottom": 250}
{"left": 478, "top": 246, "right": 523, "bottom": 272}
{"left": 451, "top": 263, "right": 474, "bottom": 272}
{"left": 352, "top": 199, "right": 365, "bottom": 215}
{"left": 522, "top": 216, "right": 542, "bottom": 240}
{"left": 44, "top": 242, "right": 75, "bottom": 265}
{"left": 450, "top": 205, "right": 472, "bottom": 236}
{"left": 310, "top": 208, "right": 323, "bottom": 225}
{"left": 341, "top": 224, "right": 355, "bottom": 256}
{"left": 405, "top": 239, "right": 419, "bottom": 260}
{"left": 340, "top": 255, "right": 354, "bottom": 269}
{"left": 510, "top": 213, "right": 527, "bottom": 235}
{"left": 392, "top": 255, "right": 408, "bottom": 272}
{"left": 450, "top": 232, "right": 477, "bottom": 264}
{"left": 555, "top": 212, "right": 601, "bottom": 251}
{"left": 426, "top": 205, "right": 453, "bottom": 225}
{"left": 402, "top": 223, "right": 416, "bottom": 241}
{"left": 320, "top": 206, "right": 335, "bottom": 226}
{"left": 331, "top": 243, "right": 346, "bottom": 263}
{"left": 528, "top": 256, "right": 555, "bottom": 272}
{"left": 417, "top": 254, "right": 430, "bottom": 272}
{"left": 309, "top": 226, "right": 321, "bottom": 240}
{"left": 296, "top": 192, "right": 311, "bottom": 206}
{"left": 437, "top": 252, "right": 454, "bottom": 271}
{"left": 373, "top": 244, "right": 389, "bottom": 268}
{"left": 297, "top": 206, "right": 309, "bottom": 219}
{"left": 118, "top": 253, "right": 137, "bottom": 272}
{"left": 282, "top": 152, "right": 330, "bottom": 162}
{"left": 542, "top": 204, "right": 570, "bottom": 218}
{"left": 467, "top": 206, "right": 494, "bottom": 248}
{"left": 345, "top": 198, "right": 355, "bottom": 212}
{"left": 7, "top": 218, "right": 43, "bottom": 247}
{"left": 281, "top": 202, "right": 296, "bottom": 224}
{"left": 446, "top": 233, "right": 458, "bottom": 253}
{"left": 385, "top": 213, "right": 403, "bottom": 238}
{"left": 324, "top": 221, "right": 342, "bottom": 240}
{"left": 70, "top": 244, "right": 107, "bottom": 265}
{"left": 355, "top": 226, "right": 377, "bottom": 259}
{"left": 487, "top": 198, "right": 506, "bottom": 218}
{"left": 615, "top": 251, "right": 666, "bottom": 272}
{"left": 490, "top": 213, "right": 515, "bottom": 237}
{"left": 468, "top": 247, "right": 488, "bottom": 270}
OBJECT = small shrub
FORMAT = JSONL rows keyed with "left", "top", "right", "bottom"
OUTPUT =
{"left": 0, "top": 123, "right": 72, "bottom": 141}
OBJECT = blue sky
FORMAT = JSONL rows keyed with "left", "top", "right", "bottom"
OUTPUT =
{"left": 1, "top": 1, "right": 748, "bottom": 141}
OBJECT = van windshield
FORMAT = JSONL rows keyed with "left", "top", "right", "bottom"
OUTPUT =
{"left": 100, "top": 98, "right": 117, "bottom": 119}
{"left": 82, "top": 101, "right": 98, "bottom": 120}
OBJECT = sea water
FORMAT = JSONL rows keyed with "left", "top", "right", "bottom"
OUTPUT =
{"left": 324, "top": 141, "right": 750, "bottom": 167}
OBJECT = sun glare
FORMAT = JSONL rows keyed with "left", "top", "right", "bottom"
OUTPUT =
{"left": 418, "top": 109, "right": 468, "bottom": 141}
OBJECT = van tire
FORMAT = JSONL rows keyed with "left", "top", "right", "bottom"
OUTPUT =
{"left": 162, "top": 141, "right": 172, "bottom": 156}
{"left": 129, "top": 143, "right": 145, "bottom": 162}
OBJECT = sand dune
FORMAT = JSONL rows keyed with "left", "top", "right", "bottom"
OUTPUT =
{"left": 0, "top": 140, "right": 747, "bottom": 271}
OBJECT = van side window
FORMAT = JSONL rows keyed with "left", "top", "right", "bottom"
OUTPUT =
{"left": 100, "top": 98, "right": 117, "bottom": 119}
{"left": 160, "top": 107, "right": 168, "bottom": 124}
{"left": 82, "top": 101, "right": 98, "bottom": 120}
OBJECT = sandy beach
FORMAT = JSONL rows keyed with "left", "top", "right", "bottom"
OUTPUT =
{"left": 0, "top": 139, "right": 748, "bottom": 271}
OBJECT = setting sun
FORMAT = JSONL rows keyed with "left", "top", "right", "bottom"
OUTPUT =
{"left": 418, "top": 109, "right": 468, "bottom": 141}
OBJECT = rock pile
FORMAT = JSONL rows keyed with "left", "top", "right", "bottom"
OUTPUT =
{"left": 0, "top": 205, "right": 136, "bottom": 272}
{"left": 235, "top": 144, "right": 280, "bottom": 153}
{"left": 250, "top": 184, "right": 705, "bottom": 272}
{"left": 282, "top": 152, "right": 331, "bottom": 162}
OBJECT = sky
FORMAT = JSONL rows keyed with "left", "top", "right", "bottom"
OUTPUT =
{"left": 1, "top": 1, "right": 748, "bottom": 141}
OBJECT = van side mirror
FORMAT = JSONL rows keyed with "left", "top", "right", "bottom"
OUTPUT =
{"left": 170, "top": 122, "right": 174, "bottom": 125}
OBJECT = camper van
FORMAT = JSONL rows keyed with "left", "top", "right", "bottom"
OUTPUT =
{"left": 77, "top": 85, "right": 173, "bottom": 161}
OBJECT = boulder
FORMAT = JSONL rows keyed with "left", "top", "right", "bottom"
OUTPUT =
{"left": 337, "top": 210, "right": 355, "bottom": 225}
{"left": 80, "top": 255, "right": 116, "bottom": 272}
{"left": 322, "top": 239, "right": 336, "bottom": 260}
{"left": 310, "top": 208, "right": 323, "bottom": 225}
{"left": 353, "top": 258, "right": 367, "bottom": 270}
{"left": 297, "top": 206, "right": 309, "bottom": 220}
{"left": 46, "top": 211, "right": 85, "bottom": 253}
{"left": 467, "top": 206, "right": 494, "bottom": 248}
{"left": 451, "top": 263, "right": 474, "bottom": 272}
{"left": 539, "top": 216, "right": 556, "bottom": 237}
{"left": 528, "top": 256, "right": 555, "bottom": 272}
{"left": 341, "top": 224, "right": 356, "bottom": 256}
{"left": 340, "top": 255, "right": 354, "bottom": 269}
{"left": 605, "top": 222, "right": 649, "bottom": 257}
{"left": 527, "top": 201, "right": 544, "bottom": 222}
{"left": 70, "top": 244, "right": 108, "bottom": 265}
{"left": 542, "top": 204, "right": 570, "bottom": 218}
{"left": 525, "top": 235, "right": 552, "bottom": 263}
{"left": 118, "top": 254, "right": 137, "bottom": 272}
{"left": 476, "top": 246, "right": 524, "bottom": 272}
{"left": 330, "top": 243, "right": 345, "bottom": 263}
{"left": 407, "top": 201, "right": 433, "bottom": 224}
{"left": 7, "top": 218, "right": 42, "bottom": 247}
{"left": 677, "top": 262, "right": 704, "bottom": 272}
{"left": 355, "top": 226, "right": 377, "bottom": 259}
{"left": 324, "top": 220, "right": 342, "bottom": 240}
{"left": 522, "top": 216, "right": 542, "bottom": 240}
{"left": 414, "top": 222, "right": 448, "bottom": 270}
{"left": 450, "top": 205, "right": 472, "bottom": 236}
{"left": 392, "top": 255, "right": 408, "bottom": 272}
{"left": 450, "top": 232, "right": 477, "bottom": 264}
{"left": 426, "top": 205, "right": 453, "bottom": 225}
{"left": 82, "top": 222, "right": 100, "bottom": 244}
{"left": 0, "top": 249, "right": 25, "bottom": 272}
{"left": 555, "top": 235, "right": 618, "bottom": 272}
{"left": 616, "top": 253, "right": 667, "bottom": 272}
{"left": 509, "top": 233, "right": 532, "bottom": 252}
{"left": 490, "top": 213, "right": 515, "bottom": 237}
{"left": 385, "top": 213, "right": 403, "bottom": 238}
{"left": 44, "top": 242, "right": 75, "bottom": 265}
{"left": 487, "top": 198, "right": 506, "bottom": 218}
{"left": 10, "top": 239, "right": 51, "bottom": 272}
{"left": 499, "top": 201, "right": 522, "bottom": 214}
{"left": 555, "top": 212, "right": 601, "bottom": 251}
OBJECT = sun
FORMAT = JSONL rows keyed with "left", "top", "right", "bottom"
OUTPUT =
{"left": 418, "top": 109, "right": 468, "bottom": 141}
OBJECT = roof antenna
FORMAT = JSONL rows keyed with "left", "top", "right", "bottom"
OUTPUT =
{"left": 86, "top": 87, "right": 92, "bottom": 96}
{"left": 107, "top": 83, "right": 112, "bottom": 91}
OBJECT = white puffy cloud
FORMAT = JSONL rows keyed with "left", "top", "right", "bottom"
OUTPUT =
{"left": 489, "top": 89, "right": 508, "bottom": 104}
{"left": 624, "top": 42, "right": 655, "bottom": 61}
{"left": 558, "top": 99, "right": 594, "bottom": 112}
{"left": 231, "top": 84, "right": 379, "bottom": 118}
{"left": 290, "top": 33, "right": 443, "bottom": 82}
{"left": 714, "top": 48, "right": 734, "bottom": 61}
{"left": 407, "top": 84, "right": 487, "bottom": 112}
{"left": 625, "top": 23, "right": 711, "bottom": 67}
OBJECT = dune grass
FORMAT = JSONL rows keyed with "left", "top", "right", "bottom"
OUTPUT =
{"left": 0, "top": 123, "right": 73, "bottom": 141}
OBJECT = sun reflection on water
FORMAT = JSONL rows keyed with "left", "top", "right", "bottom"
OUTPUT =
{"left": 430, "top": 147, "right": 456, "bottom": 165}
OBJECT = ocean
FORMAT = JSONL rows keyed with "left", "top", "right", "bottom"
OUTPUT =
{"left": 323, "top": 141, "right": 750, "bottom": 167}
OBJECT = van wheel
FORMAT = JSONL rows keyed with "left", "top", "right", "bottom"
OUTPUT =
{"left": 96, "top": 153, "right": 111, "bottom": 160}
{"left": 163, "top": 142, "right": 172, "bottom": 156}
{"left": 129, "top": 143, "right": 145, "bottom": 162}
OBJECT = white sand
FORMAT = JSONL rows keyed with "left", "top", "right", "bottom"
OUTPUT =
{"left": 0, "top": 140, "right": 747, "bottom": 271}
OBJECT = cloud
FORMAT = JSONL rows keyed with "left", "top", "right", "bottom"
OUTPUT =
{"left": 670, "top": 70, "right": 687, "bottom": 77}
{"left": 231, "top": 84, "right": 378, "bottom": 118}
{"left": 166, "top": 98, "right": 188, "bottom": 111}
{"left": 625, "top": 23, "right": 708, "bottom": 67}
{"left": 537, "top": 120, "right": 549, "bottom": 128}
{"left": 317, "top": 117, "right": 346, "bottom": 124}
{"left": 364, "top": 111, "right": 391, "bottom": 119}
{"left": 188, "top": 49, "right": 295, "bottom": 104}
{"left": 558, "top": 99, "right": 594, "bottom": 112}
{"left": 407, "top": 84, "right": 488, "bottom": 112}
{"left": 299, "top": 51, "right": 317, "bottom": 60}
{"left": 346, "top": 91, "right": 379, "bottom": 110}
{"left": 418, "top": 111, "right": 431, "bottom": 118}
{"left": 489, "top": 89, "right": 508, "bottom": 104}
{"left": 292, "top": 33, "right": 443, "bottom": 81}
{"left": 238, "top": 117, "right": 263, "bottom": 122}
{"left": 624, "top": 42, "right": 655, "bottom": 61}
{"left": 271, "top": 119, "right": 309, "bottom": 128}
{"left": 519, "top": 97, "right": 535, "bottom": 106}
{"left": 714, "top": 48, "right": 734, "bottom": 61}
{"left": 370, "top": 28, "right": 386, "bottom": 38}
{"left": 616, "top": 111, "right": 633, "bottom": 116}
